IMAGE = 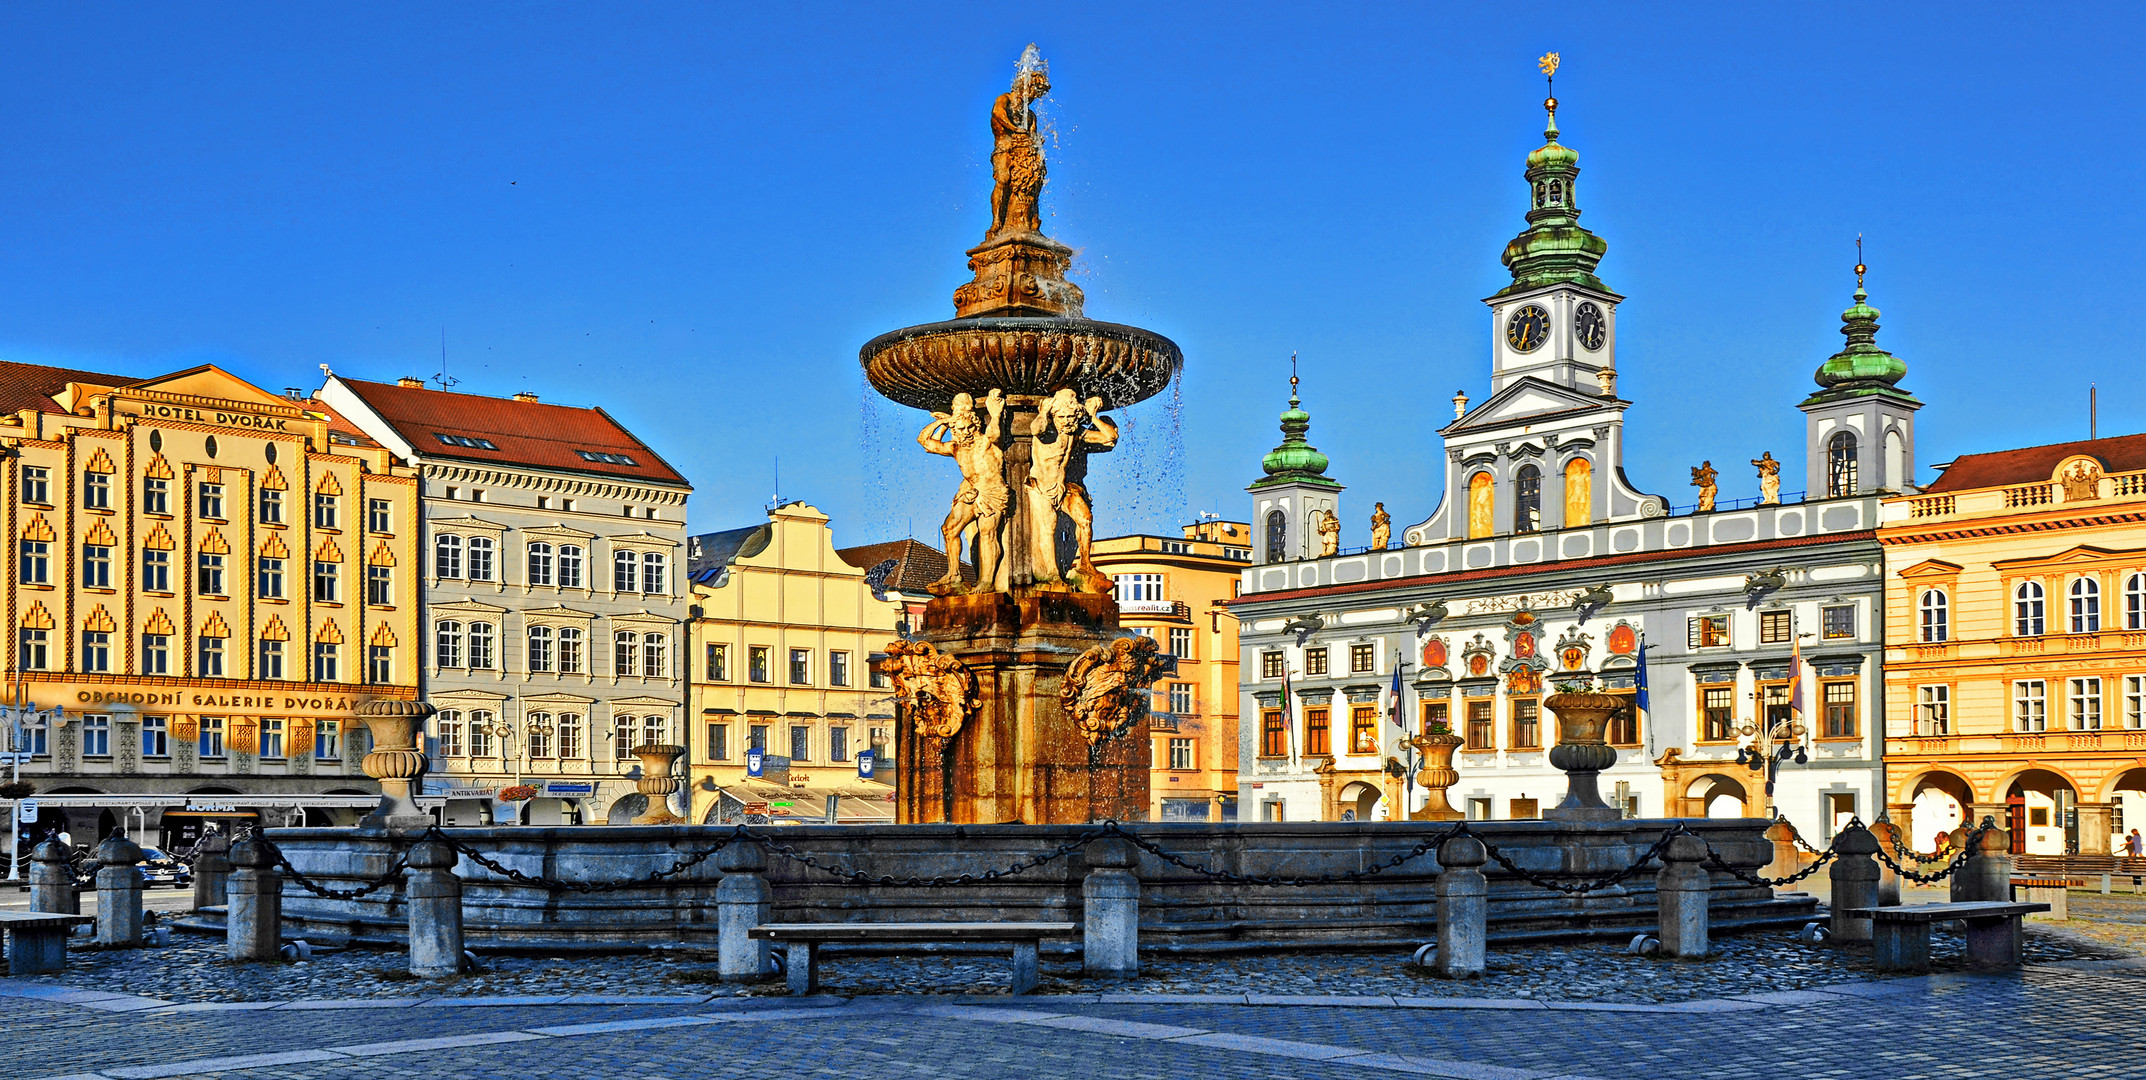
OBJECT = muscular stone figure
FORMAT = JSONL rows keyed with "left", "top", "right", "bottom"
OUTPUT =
{"left": 918, "top": 389, "right": 1008, "bottom": 593}
{"left": 1026, "top": 388, "right": 1118, "bottom": 591}
{"left": 989, "top": 61, "right": 1050, "bottom": 239}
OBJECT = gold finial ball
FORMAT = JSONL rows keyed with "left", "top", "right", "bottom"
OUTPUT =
{"left": 1544, "top": 96, "right": 1558, "bottom": 113}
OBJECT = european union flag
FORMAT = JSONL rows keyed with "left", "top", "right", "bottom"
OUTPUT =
{"left": 1634, "top": 636, "right": 1650, "bottom": 713}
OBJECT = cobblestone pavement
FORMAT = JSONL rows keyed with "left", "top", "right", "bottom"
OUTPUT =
{"left": 6, "top": 958, "right": 2142, "bottom": 1080}
{"left": 10, "top": 924, "right": 2116, "bottom": 1005}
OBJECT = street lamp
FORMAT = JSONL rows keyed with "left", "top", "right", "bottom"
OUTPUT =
{"left": 1734, "top": 693, "right": 1809, "bottom": 807}
{"left": 1, "top": 683, "right": 61, "bottom": 880}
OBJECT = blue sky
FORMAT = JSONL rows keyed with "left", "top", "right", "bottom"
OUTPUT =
{"left": 0, "top": 3, "right": 2136, "bottom": 544}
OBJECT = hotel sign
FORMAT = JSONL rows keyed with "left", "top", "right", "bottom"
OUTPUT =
{"left": 125, "top": 402, "right": 295, "bottom": 431}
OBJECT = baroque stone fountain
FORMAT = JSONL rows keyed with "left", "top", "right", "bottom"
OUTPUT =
{"left": 863, "top": 46, "right": 1182, "bottom": 824}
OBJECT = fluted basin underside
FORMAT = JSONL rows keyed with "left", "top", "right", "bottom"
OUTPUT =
{"left": 861, "top": 316, "right": 1183, "bottom": 412}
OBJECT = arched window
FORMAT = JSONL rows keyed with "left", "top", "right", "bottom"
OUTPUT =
{"left": 434, "top": 534, "right": 462, "bottom": 579}
{"left": 1513, "top": 465, "right": 1542, "bottom": 534}
{"left": 1918, "top": 589, "right": 1948, "bottom": 643}
{"left": 1563, "top": 458, "right": 1593, "bottom": 529}
{"left": 1827, "top": 431, "right": 1859, "bottom": 497}
{"left": 468, "top": 621, "right": 495, "bottom": 669}
{"left": 434, "top": 620, "right": 463, "bottom": 668}
{"left": 2071, "top": 577, "right": 2102, "bottom": 634}
{"left": 527, "top": 542, "right": 553, "bottom": 586}
{"left": 2127, "top": 572, "right": 2146, "bottom": 631}
{"left": 528, "top": 625, "right": 554, "bottom": 673}
{"left": 614, "top": 550, "right": 639, "bottom": 593}
{"left": 1264, "top": 509, "right": 1287, "bottom": 564}
{"left": 2014, "top": 581, "right": 2046, "bottom": 637}
{"left": 466, "top": 536, "right": 495, "bottom": 582}
{"left": 1467, "top": 472, "right": 1495, "bottom": 539}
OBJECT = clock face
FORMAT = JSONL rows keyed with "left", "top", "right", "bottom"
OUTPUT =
{"left": 1506, "top": 304, "right": 1550, "bottom": 352}
{"left": 1575, "top": 302, "right": 1606, "bottom": 351}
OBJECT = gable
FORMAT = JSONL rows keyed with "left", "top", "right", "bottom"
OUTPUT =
{"left": 1992, "top": 545, "right": 2146, "bottom": 572}
{"left": 1444, "top": 376, "right": 1620, "bottom": 436}
{"left": 127, "top": 366, "right": 301, "bottom": 412}
{"left": 1896, "top": 559, "right": 1964, "bottom": 579}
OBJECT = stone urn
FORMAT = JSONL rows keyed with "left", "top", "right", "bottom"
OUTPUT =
{"left": 1409, "top": 730, "right": 1465, "bottom": 821}
{"left": 1543, "top": 691, "right": 1623, "bottom": 823}
{"left": 355, "top": 699, "right": 438, "bottom": 834}
{"left": 630, "top": 743, "right": 686, "bottom": 825}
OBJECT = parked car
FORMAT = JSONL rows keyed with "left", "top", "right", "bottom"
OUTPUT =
{"left": 138, "top": 847, "right": 193, "bottom": 888}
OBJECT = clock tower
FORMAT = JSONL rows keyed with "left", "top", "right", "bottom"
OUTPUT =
{"left": 1484, "top": 76, "right": 1622, "bottom": 396}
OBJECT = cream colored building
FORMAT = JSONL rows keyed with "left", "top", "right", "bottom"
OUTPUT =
{"left": 320, "top": 376, "right": 691, "bottom": 827}
{"left": 1880, "top": 433, "right": 2146, "bottom": 855}
{"left": 1092, "top": 520, "right": 1249, "bottom": 821}
{"left": 686, "top": 502, "right": 901, "bottom": 824}
{"left": 2, "top": 361, "right": 421, "bottom": 847}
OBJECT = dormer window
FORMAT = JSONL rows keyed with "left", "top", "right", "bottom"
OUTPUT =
{"left": 433, "top": 433, "right": 499, "bottom": 450}
{"left": 576, "top": 449, "right": 638, "bottom": 466}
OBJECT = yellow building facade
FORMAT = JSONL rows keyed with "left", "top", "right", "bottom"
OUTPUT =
{"left": 1092, "top": 520, "right": 1249, "bottom": 821}
{"left": 2, "top": 362, "right": 421, "bottom": 844}
{"left": 1879, "top": 433, "right": 2146, "bottom": 855}
{"left": 685, "top": 503, "right": 900, "bottom": 824}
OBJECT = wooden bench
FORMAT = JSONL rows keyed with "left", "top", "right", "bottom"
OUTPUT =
{"left": 749, "top": 922, "right": 1077, "bottom": 996}
{"left": 2010, "top": 876, "right": 2083, "bottom": 920}
{"left": 1841, "top": 901, "right": 2049, "bottom": 973}
{"left": 0, "top": 911, "right": 96, "bottom": 975}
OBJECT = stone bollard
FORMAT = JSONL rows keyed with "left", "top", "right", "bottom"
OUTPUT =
{"left": 716, "top": 840, "right": 772, "bottom": 982}
{"left": 93, "top": 834, "right": 146, "bottom": 946}
{"left": 1655, "top": 833, "right": 1711, "bottom": 959}
{"left": 226, "top": 837, "right": 283, "bottom": 961}
{"left": 1870, "top": 817, "right": 1903, "bottom": 907}
{"left": 1433, "top": 834, "right": 1488, "bottom": 979}
{"left": 191, "top": 832, "right": 233, "bottom": 911}
{"left": 1946, "top": 825, "right": 1974, "bottom": 903}
{"left": 28, "top": 838, "right": 80, "bottom": 915}
{"left": 406, "top": 840, "right": 466, "bottom": 978}
{"left": 1829, "top": 822, "right": 1880, "bottom": 943}
{"left": 1961, "top": 820, "right": 2013, "bottom": 902}
{"left": 1082, "top": 837, "right": 1140, "bottom": 979}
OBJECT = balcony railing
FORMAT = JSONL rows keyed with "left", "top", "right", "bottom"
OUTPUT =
{"left": 2003, "top": 483, "right": 2053, "bottom": 508}
{"left": 1909, "top": 494, "right": 1955, "bottom": 518}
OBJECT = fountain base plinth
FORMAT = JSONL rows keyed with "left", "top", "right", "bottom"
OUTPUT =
{"left": 898, "top": 591, "right": 1150, "bottom": 825}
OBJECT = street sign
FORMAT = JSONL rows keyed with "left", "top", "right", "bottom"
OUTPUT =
{"left": 17, "top": 798, "right": 38, "bottom": 820}
{"left": 857, "top": 750, "right": 875, "bottom": 779}
{"left": 770, "top": 801, "right": 794, "bottom": 808}
{"left": 745, "top": 746, "right": 765, "bottom": 778}
{"left": 742, "top": 801, "right": 769, "bottom": 815}
{"left": 0, "top": 752, "right": 32, "bottom": 764}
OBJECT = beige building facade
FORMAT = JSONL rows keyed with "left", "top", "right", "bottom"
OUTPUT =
{"left": 1880, "top": 433, "right": 2146, "bottom": 855}
{"left": 1093, "top": 519, "right": 1249, "bottom": 821}
{"left": 2, "top": 361, "right": 421, "bottom": 846}
{"left": 687, "top": 503, "right": 900, "bottom": 824}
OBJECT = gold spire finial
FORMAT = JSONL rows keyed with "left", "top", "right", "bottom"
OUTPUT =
{"left": 1289, "top": 351, "right": 1300, "bottom": 401}
{"left": 1855, "top": 233, "right": 1867, "bottom": 289}
{"left": 1538, "top": 52, "right": 1561, "bottom": 123}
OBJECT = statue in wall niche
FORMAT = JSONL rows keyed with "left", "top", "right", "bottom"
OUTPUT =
{"left": 1062, "top": 635, "right": 1178, "bottom": 747}
{"left": 918, "top": 389, "right": 1008, "bottom": 594}
{"left": 989, "top": 46, "right": 1051, "bottom": 240}
{"left": 1752, "top": 452, "right": 1782, "bottom": 505}
{"left": 1317, "top": 509, "right": 1340, "bottom": 556}
{"left": 1690, "top": 461, "right": 1718, "bottom": 513}
{"left": 1370, "top": 503, "right": 1391, "bottom": 550}
{"left": 881, "top": 640, "right": 978, "bottom": 741}
{"left": 1025, "top": 388, "right": 1117, "bottom": 591}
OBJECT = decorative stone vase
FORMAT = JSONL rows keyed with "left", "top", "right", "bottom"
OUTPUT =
{"left": 1543, "top": 691, "right": 1623, "bottom": 823}
{"left": 355, "top": 699, "right": 437, "bottom": 835}
{"left": 1409, "top": 731, "right": 1465, "bottom": 821}
{"left": 631, "top": 744, "right": 686, "bottom": 825}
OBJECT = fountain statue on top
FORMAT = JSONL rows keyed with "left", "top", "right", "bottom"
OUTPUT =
{"left": 864, "top": 46, "right": 1182, "bottom": 824}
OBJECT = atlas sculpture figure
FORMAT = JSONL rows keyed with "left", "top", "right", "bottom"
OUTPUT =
{"left": 1027, "top": 387, "right": 1118, "bottom": 591}
{"left": 918, "top": 389, "right": 1009, "bottom": 594}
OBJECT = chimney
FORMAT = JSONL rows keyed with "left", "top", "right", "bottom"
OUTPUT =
{"left": 512, "top": 392, "right": 539, "bottom": 403}
{"left": 397, "top": 376, "right": 425, "bottom": 388}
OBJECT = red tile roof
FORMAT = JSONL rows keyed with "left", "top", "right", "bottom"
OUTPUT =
{"left": 0, "top": 358, "right": 138, "bottom": 415}
{"left": 333, "top": 377, "right": 689, "bottom": 487}
{"left": 1923, "top": 432, "right": 2146, "bottom": 494}
{"left": 837, "top": 538, "right": 973, "bottom": 592}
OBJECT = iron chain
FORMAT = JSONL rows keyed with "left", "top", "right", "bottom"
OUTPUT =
{"left": 424, "top": 825, "right": 737, "bottom": 893}
{"left": 1476, "top": 826, "right": 1689, "bottom": 896}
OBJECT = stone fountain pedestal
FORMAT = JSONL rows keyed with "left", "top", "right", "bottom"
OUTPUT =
{"left": 898, "top": 591, "right": 1149, "bottom": 825}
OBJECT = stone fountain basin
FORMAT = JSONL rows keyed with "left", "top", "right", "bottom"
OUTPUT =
{"left": 861, "top": 315, "right": 1183, "bottom": 412}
